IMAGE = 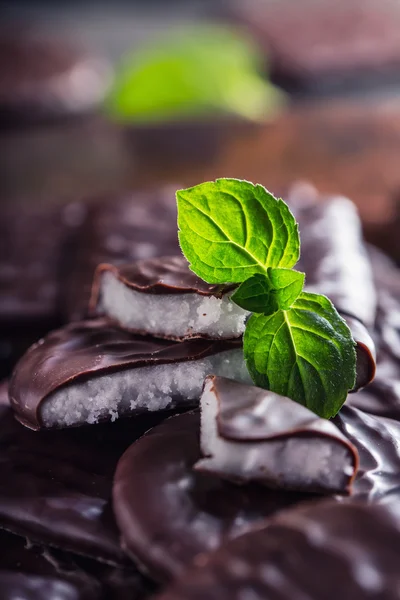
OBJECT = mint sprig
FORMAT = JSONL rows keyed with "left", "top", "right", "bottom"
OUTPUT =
{"left": 232, "top": 269, "right": 305, "bottom": 314}
{"left": 176, "top": 178, "right": 357, "bottom": 419}
{"left": 177, "top": 179, "right": 299, "bottom": 283}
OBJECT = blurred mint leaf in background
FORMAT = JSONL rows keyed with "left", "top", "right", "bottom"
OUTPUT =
{"left": 106, "top": 25, "right": 285, "bottom": 123}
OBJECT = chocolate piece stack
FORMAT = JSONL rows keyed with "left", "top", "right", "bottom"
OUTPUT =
{"left": 1, "top": 183, "right": 400, "bottom": 599}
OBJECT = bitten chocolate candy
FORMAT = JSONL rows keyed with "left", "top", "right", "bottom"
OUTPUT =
{"left": 195, "top": 376, "right": 358, "bottom": 493}
{"left": 65, "top": 188, "right": 180, "bottom": 321}
{"left": 156, "top": 500, "right": 400, "bottom": 600}
{"left": 113, "top": 405, "right": 400, "bottom": 582}
{"left": 9, "top": 319, "right": 247, "bottom": 430}
{"left": 90, "top": 257, "right": 246, "bottom": 340}
{"left": 0, "top": 395, "right": 172, "bottom": 563}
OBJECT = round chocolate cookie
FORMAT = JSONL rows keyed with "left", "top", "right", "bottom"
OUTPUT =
{"left": 0, "top": 33, "right": 110, "bottom": 127}
{"left": 156, "top": 500, "right": 400, "bottom": 600}
{"left": 113, "top": 407, "right": 400, "bottom": 582}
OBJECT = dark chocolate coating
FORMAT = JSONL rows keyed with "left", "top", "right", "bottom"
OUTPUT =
{"left": 347, "top": 247, "right": 400, "bottom": 419}
{"left": 0, "top": 529, "right": 100, "bottom": 600}
{"left": 198, "top": 376, "right": 357, "bottom": 494}
{"left": 113, "top": 411, "right": 315, "bottom": 583}
{"left": 113, "top": 406, "right": 400, "bottom": 582}
{"left": 0, "top": 528, "right": 154, "bottom": 600}
{"left": 213, "top": 375, "right": 353, "bottom": 445}
{"left": 334, "top": 405, "right": 400, "bottom": 502}
{"left": 157, "top": 500, "right": 400, "bottom": 600}
{"left": 9, "top": 319, "right": 241, "bottom": 430}
{"left": 90, "top": 256, "right": 232, "bottom": 308}
{"left": 65, "top": 189, "right": 180, "bottom": 321}
{"left": 294, "top": 196, "right": 376, "bottom": 326}
{"left": 0, "top": 34, "right": 110, "bottom": 127}
{"left": 0, "top": 396, "right": 174, "bottom": 564}
{"left": 0, "top": 201, "right": 88, "bottom": 377}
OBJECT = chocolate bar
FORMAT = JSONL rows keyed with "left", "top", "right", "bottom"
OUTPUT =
{"left": 9, "top": 319, "right": 249, "bottom": 430}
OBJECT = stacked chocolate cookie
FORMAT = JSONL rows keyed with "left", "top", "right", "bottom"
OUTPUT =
{"left": 1, "top": 184, "right": 400, "bottom": 599}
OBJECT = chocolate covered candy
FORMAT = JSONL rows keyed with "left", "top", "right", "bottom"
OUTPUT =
{"left": 347, "top": 247, "right": 400, "bottom": 420}
{"left": 113, "top": 405, "right": 400, "bottom": 582}
{"left": 195, "top": 376, "right": 358, "bottom": 493}
{"left": 156, "top": 500, "right": 400, "bottom": 600}
{"left": 65, "top": 188, "right": 180, "bottom": 321}
{"left": 9, "top": 319, "right": 249, "bottom": 430}
{"left": 0, "top": 528, "right": 154, "bottom": 600}
{"left": 292, "top": 193, "right": 377, "bottom": 389}
{"left": 0, "top": 201, "right": 87, "bottom": 377}
{"left": 0, "top": 529, "right": 101, "bottom": 599}
{"left": 0, "top": 394, "right": 172, "bottom": 563}
{"left": 113, "top": 411, "right": 314, "bottom": 583}
{"left": 90, "top": 257, "right": 248, "bottom": 340}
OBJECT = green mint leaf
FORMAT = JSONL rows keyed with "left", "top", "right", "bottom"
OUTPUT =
{"left": 231, "top": 268, "right": 305, "bottom": 314}
{"left": 177, "top": 178, "right": 300, "bottom": 284}
{"left": 106, "top": 25, "right": 285, "bottom": 123}
{"left": 243, "top": 291, "right": 357, "bottom": 418}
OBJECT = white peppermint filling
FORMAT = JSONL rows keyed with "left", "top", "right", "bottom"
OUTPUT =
{"left": 41, "top": 349, "right": 251, "bottom": 428}
{"left": 196, "top": 379, "right": 353, "bottom": 492}
{"left": 98, "top": 271, "right": 249, "bottom": 339}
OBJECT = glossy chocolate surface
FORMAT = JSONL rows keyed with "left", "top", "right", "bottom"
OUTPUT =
{"left": 0, "top": 529, "right": 100, "bottom": 600}
{"left": 113, "top": 411, "right": 314, "bottom": 583}
{"left": 0, "top": 528, "right": 154, "bottom": 600}
{"left": 65, "top": 189, "right": 180, "bottom": 321}
{"left": 9, "top": 319, "right": 241, "bottom": 430}
{"left": 0, "top": 34, "right": 110, "bottom": 127}
{"left": 347, "top": 249, "right": 400, "bottom": 419}
{"left": 0, "top": 395, "right": 173, "bottom": 564}
{"left": 334, "top": 405, "right": 400, "bottom": 503}
{"left": 157, "top": 500, "right": 400, "bottom": 600}
{"left": 113, "top": 404, "right": 400, "bottom": 582}
{"left": 213, "top": 376, "right": 353, "bottom": 446}
{"left": 294, "top": 196, "right": 376, "bottom": 327}
{"left": 91, "top": 256, "right": 232, "bottom": 303}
